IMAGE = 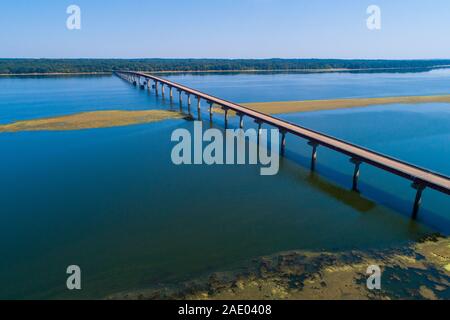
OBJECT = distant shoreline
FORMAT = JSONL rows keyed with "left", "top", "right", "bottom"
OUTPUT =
{"left": 152, "top": 65, "right": 450, "bottom": 74}
{"left": 0, "top": 72, "right": 112, "bottom": 76}
{"left": 1, "top": 65, "right": 450, "bottom": 77}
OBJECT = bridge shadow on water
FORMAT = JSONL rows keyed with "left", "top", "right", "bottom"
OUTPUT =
{"left": 196, "top": 112, "right": 447, "bottom": 235}
{"left": 280, "top": 145, "right": 449, "bottom": 235}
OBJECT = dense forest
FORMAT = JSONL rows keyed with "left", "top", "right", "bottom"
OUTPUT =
{"left": 1, "top": 59, "right": 450, "bottom": 74}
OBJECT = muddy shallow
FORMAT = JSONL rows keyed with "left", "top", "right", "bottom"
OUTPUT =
{"left": 107, "top": 235, "right": 450, "bottom": 300}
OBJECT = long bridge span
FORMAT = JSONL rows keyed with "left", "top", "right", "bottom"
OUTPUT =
{"left": 115, "top": 70, "right": 450, "bottom": 219}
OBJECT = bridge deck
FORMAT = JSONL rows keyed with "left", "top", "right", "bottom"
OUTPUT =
{"left": 120, "top": 71, "right": 450, "bottom": 196}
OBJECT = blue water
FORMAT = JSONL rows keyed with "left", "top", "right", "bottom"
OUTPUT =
{"left": 162, "top": 68, "right": 450, "bottom": 102}
{"left": 0, "top": 70, "right": 449, "bottom": 299}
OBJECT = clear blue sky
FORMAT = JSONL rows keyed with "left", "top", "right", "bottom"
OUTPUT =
{"left": 1, "top": 0, "right": 450, "bottom": 59}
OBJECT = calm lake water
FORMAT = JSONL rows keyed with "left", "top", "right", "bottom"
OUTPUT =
{"left": 0, "top": 70, "right": 449, "bottom": 299}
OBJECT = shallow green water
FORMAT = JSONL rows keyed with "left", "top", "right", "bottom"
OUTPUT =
{"left": 0, "top": 71, "right": 449, "bottom": 299}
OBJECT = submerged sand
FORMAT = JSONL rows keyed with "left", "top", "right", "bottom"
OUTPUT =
{"left": 0, "top": 110, "right": 185, "bottom": 133}
{"left": 107, "top": 235, "right": 450, "bottom": 300}
{"left": 3, "top": 94, "right": 450, "bottom": 133}
{"left": 242, "top": 94, "right": 450, "bottom": 115}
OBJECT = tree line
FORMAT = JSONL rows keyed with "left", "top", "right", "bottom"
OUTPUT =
{"left": 1, "top": 58, "right": 450, "bottom": 74}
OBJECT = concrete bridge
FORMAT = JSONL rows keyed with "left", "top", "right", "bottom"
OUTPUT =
{"left": 115, "top": 71, "right": 450, "bottom": 219}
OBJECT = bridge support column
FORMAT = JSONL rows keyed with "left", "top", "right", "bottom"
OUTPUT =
{"left": 197, "top": 96, "right": 201, "bottom": 120}
{"left": 161, "top": 84, "right": 165, "bottom": 97}
{"left": 308, "top": 141, "right": 319, "bottom": 171}
{"left": 255, "top": 120, "right": 263, "bottom": 144}
{"left": 155, "top": 81, "right": 159, "bottom": 95}
{"left": 147, "top": 79, "right": 151, "bottom": 91}
{"left": 280, "top": 130, "right": 287, "bottom": 155}
{"left": 237, "top": 113, "right": 244, "bottom": 129}
{"left": 208, "top": 102, "right": 213, "bottom": 121}
{"left": 222, "top": 107, "right": 229, "bottom": 128}
{"left": 179, "top": 90, "right": 183, "bottom": 108}
{"left": 411, "top": 182, "right": 426, "bottom": 219}
{"left": 169, "top": 86, "right": 173, "bottom": 101}
{"left": 350, "top": 158, "right": 362, "bottom": 192}
{"left": 255, "top": 120, "right": 262, "bottom": 135}
{"left": 187, "top": 94, "right": 191, "bottom": 108}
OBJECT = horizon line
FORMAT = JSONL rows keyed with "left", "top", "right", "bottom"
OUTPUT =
{"left": 2, "top": 57, "right": 450, "bottom": 61}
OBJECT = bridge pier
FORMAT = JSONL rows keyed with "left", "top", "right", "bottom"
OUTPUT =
{"left": 169, "top": 86, "right": 173, "bottom": 101}
{"left": 280, "top": 130, "right": 287, "bottom": 155}
{"left": 237, "top": 113, "right": 244, "bottom": 129}
{"left": 197, "top": 96, "right": 201, "bottom": 120}
{"left": 208, "top": 102, "right": 213, "bottom": 121}
{"left": 179, "top": 90, "right": 183, "bottom": 108}
{"left": 155, "top": 81, "right": 159, "bottom": 96}
{"left": 350, "top": 158, "right": 362, "bottom": 192}
{"left": 187, "top": 94, "right": 191, "bottom": 108}
{"left": 222, "top": 107, "right": 229, "bottom": 128}
{"left": 161, "top": 83, "right": 165, "bottom": 97}
{"left": 147, "top": 79, "right": 151, "bottom": 91}
{"left": 308, "top": 141, "right": 319, "bottom": 171}
{"left": 255, "top": 120, "right": 262, "bottom": 136}
{"left": 255, "top": 120, "right": 263, "bottom": 145}
{"left": 411, "top": 182, "right": 426, "bottom": 219}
